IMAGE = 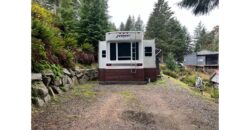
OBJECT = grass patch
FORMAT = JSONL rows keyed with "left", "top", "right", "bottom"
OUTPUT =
{"left": 119, "top": 91, "right": 144, "bottom": 111}
{"left": 163, "top": 75, "right": 215, "bottom": 102}
{"left": 180, "top": 75, "right": 196, "bottom": 87}
{"left": 161, "top": 66, "right": 219, "bottom": 102}
{"left": 154, "top": 78, "right": 167, "bottom": 85}
{"left": 163, "top": 69, "right": 178, "bottom": 78}
{"left": 120, "top": 91, "right": 134, "bottom": 100}
{"left": 72, "top": 84, "right": 96, "bottom": 98}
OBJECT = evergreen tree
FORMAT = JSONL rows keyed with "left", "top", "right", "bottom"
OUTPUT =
{"left": 131, "top": 15, "right": 136, "bottom": 31}
{"left": 108, "top": 22, "right": 117, "bottom": 31}
{"left": 59, "top": 0, "right": 76, "bottom": 35}
{"left": 178, "top": 0, "right": 219, "bottom": 15}
{"left": 135, "top": 16, "right": 144, "bottom": 31}
{"left": 193, "top": 22, "right": 219, "bottom": 52}
{"left": 145, "top": 0, "right": 173, "bottom": 39}
{"left": 119, "top": 22, "right": 125, "bottom": 31}
{"left": 78, "top": 0, "right": 109, "bottom": 49}
{"left": 145, "top": 0, "right": 188, "bottom": 61}
{"left": 209, "top": 25, "right": 219, "bottom": 51}
{"left": 163, "top": 18, "right": 188, "bottom": 61}
{"left": 125, "top": 15, "right": 133, "bottom": 31}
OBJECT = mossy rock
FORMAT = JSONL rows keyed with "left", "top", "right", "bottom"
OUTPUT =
{"left": 32, "top": 81, "right": 48, "bottom": 98}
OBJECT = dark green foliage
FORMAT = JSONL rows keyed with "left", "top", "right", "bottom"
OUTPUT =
{"left": 82, "top": 43, "right": 95, "bottom": 53}
{"left": 108, "top": 22, "right": 118, "bottom": 32}
{"left": 78, "top": 0, "right": 109, "bottom": 49}
{"left": 32, "top": 0, "right": 116, "bottom": 73}
{"left": 32, "top": 2, "right": 75, "bottom": 72}
{"left": 178, "top": 0, "right": 219, "bottom": 15}
{"left": 145, "top": 0, "right": 173, "bottom": 39}
{"left": 32, "top": 38, "right": 47, "bottom": 62}
{"left": 32, "top": 61, "right": 51, "bottom": 73}
{"left": 64, "top": 33, "right": 78, "bottom": 50}
{"left": 50, "top": 64, "right": 63, "bottom": 78}
{"left": 194, "top": 22, "right": 219, "bottom": 52}
{"left": 59, "top": 0, "right": 76, "bottom": 34}
{"left": 145, "top": 0, "right": 190, "bottom": 62}
{"left": 165, "top": 53, "right": 177, "bottom": 71}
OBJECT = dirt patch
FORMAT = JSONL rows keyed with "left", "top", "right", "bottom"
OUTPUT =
{"left": 121, "top": 110, "right": 155, "bottom": 125}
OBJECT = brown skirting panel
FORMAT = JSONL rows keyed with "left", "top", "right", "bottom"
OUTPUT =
{"left": 98, "top": 68, "right": 159, "bottom": 83}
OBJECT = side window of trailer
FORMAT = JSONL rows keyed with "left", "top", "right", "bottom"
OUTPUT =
{"left": 102, "top": 50, "right": 106, "bottom": 58}
{"left": 145, "top": 47, "right": 152, "bottom": 56}
{"left": 110, "top": 43, "right": 116, "bottom": 60}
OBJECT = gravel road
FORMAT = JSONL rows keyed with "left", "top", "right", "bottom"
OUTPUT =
{"left": 32, "top": 77, "right": 218, "bottom": 130}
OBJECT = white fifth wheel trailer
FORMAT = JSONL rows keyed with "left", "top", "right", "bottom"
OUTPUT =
{"left": 98, "top": 31, "right": 160, "bottom": 84}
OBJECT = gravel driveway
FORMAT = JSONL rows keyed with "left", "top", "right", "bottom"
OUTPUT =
{"left": 32, "top": 77, "right": 218, "bottom": 130}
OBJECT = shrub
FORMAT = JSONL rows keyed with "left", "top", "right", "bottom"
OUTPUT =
{"left": 177, "top": 68, "right": 192, "bottom": 77}
{"left": 160, "top": 64, "right": 166, "bottom": 70}
{"left": 53, "top": 49, "right": 75, "bottom": 69}
{"left": 32, "top": 60, "right": 51, "bottom": 73}
{"left": 32, "top": 2, "right": 53, "bottom": 24}
{"left": 50, "top": 64, "right": 63, "bottom": 78}
{"left": 32, "top": 18, "right": 53, "bottom": 41}
{"left": 165, "top": 53, "right": 177, "bottom": 71}
{"left": 163, "top": 69, "right": 178, "bottom": 78}
{"left": 82, "top": 43, "right": 95, "bottom": 53}
{"left": 211, "top": 87, "right": 219, "bottom": 99}
{"left": 32, "top": 2, "right": 78, "bottom": 72}
{"left": 64, "top": 33, "right": 78, "bottom": 49}
{"left": 75, "top": 51, "right": 95, "bottom": 65}
{"left": 32, "top": 38, "right": 47, "bottom": 62}
{"left": 180, "top": 75, "right": 196, "bottom": 87}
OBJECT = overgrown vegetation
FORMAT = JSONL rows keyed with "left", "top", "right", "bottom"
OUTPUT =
{"left": 194, "top": 22, "right": 219, "bottom": 52}
{"left": 160, "top": 63, "right": 219, "bottom": 100}
{"left": 32, "top": 0, "right": 113, "bottom": 73}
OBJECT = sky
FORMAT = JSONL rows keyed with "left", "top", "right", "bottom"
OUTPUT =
{"left": 108, "top": 0, "right": 219, "bottom": 36}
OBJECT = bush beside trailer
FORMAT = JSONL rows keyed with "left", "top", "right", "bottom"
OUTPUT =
{"left": 98, "top": 31, "right": 160, "bottom": 84}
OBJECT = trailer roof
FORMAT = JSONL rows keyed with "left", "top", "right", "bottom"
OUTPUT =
{"left": 197, "top": 50, "right": 218, "bottom": 55}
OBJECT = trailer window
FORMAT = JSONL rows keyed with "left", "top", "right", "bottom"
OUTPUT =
{"left": 118, "top": 42, "right": 131, "bottom": 60}
{"left": 102, "top": 50, "right": 106, "bottom": 58}
{"left": 145, "top": 47, "right": 152, "bottom": 56}
{"left": 110, "top": 43, "right": 116, "bottom": 60}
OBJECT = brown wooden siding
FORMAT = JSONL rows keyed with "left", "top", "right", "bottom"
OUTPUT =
{"left": 98, "top": 68, "right": 159, "bottom": 82}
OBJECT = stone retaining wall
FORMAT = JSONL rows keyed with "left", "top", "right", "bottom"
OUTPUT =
{"left": 32, "top": 68, "right": 98, "bottom": 107}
